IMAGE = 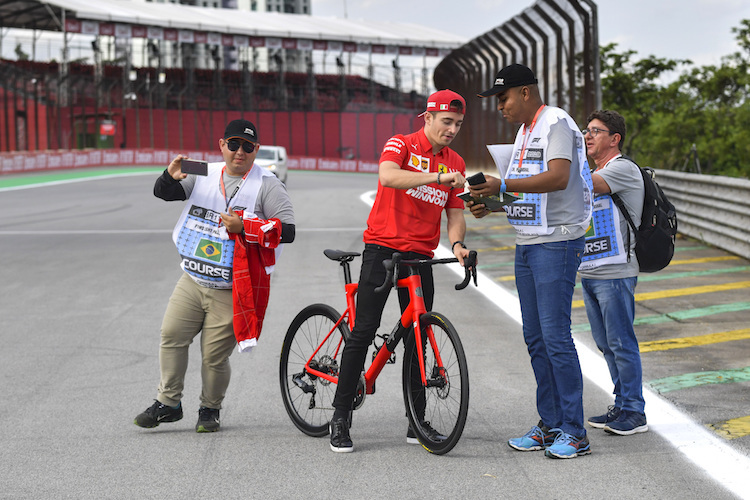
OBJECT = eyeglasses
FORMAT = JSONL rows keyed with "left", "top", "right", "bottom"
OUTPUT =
{"left": 581, "top": 127, "right": 614, "bottom": 137}
{"left": 225, "top": 139, "right": 256, "bottom": 153}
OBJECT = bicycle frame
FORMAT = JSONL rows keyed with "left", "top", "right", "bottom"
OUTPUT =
{"left": 301, "top": 266, "right": 440, "bottom": 395}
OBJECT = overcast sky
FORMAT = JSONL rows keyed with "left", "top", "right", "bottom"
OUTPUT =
{"left": 313, "top": 0, "right": 750, "bottom": 68}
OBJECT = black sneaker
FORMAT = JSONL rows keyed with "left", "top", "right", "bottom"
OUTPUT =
{"left": 134, "top": 400, "right": 183, "bottom": 428}
{"left": 604, "top": 410, "right": 648, "bottom": 435}
{"left": 587, "top": 405, "right": 622, "bottom": 429}
{"left": 407, "top": 421, "right": 448, "bottom": 445}
{"left": 196, "top": 407, "right": 220, "bottom": 433}
{"left": 329, "top": 416, "right": 353, "bottom": 453}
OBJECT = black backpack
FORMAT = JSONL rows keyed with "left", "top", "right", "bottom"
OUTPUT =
{"left": 610, "top": 165, "right": 678, "bottom": 273}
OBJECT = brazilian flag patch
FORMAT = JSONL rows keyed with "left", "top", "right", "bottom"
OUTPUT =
{"left": 195, "top": 238, "right": 222, "bottom": 262}
{"left": 584, "top": 220, "right": 596, "bottom": 238}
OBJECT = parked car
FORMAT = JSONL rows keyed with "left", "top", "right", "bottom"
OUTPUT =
{"left": 255, "top": 145, "right": 288, "bottom": 183}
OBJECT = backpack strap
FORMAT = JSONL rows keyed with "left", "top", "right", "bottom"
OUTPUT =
{"left": 610, "top": 192, "right": 637, "bottom": 263}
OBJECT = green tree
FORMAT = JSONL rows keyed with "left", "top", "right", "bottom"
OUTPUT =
{"left": 14, "top": 43, "right": 29, "bottom": 61}
{"left": 598, "top": 43, "right": 690, "bottom": 165}
{"left": 599, "top": 21, "right": 750, "bottom": 178}
{"left": 670, "top": 20, "right": 750, "bottom": 176}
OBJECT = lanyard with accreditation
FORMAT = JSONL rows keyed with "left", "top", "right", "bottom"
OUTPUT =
{"left": 516, "top": 104, "right": 546, "bottom": 172}
{"left": 220, "top": 166, "right": 249, "bottom": 212}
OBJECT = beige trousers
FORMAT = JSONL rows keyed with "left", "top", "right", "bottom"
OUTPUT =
{"left": 156, "top": 273, "right": 236, "bottom": 409}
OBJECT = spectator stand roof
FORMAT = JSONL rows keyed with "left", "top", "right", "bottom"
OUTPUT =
{"left": 0, "top": 0, "right": 467, "bottom": 54}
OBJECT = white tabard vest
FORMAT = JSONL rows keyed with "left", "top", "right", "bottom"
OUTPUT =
{"left": 579, "top": 194, "right": 629, "bottom": 270}
{"left": 503, "top": 106, "right": 593, "bottom": 236}
{"left": 171, "top": 162, "right": 275, "bottom": 289}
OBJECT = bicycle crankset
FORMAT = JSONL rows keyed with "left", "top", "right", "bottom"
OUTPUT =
{"left": 353, "top": 373, "right": 366, "bottom": 409}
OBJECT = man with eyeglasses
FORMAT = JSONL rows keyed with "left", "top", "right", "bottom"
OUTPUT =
{"left": 579, "top": 110, "right": 648, "bottom": 436}
{"left": 470, "top": 63, "right": 593, "bottom": 459}
{"left": 135, "top": 119, "right": 295, "bottom": 433}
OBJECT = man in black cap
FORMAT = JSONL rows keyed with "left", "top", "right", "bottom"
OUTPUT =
{"left": 134, "top": 119, "right": 295, "bottom": 433}
{"left": 469, "top": 64, "right": 594, "bottom": 459}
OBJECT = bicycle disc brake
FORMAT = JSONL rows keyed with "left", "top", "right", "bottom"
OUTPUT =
{"left": 430, "top": 365, "right": 451, "bottom": 399}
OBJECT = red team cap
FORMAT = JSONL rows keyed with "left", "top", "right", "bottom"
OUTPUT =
{"left": 422, "top": 89, "right": 466, "bottom": 116}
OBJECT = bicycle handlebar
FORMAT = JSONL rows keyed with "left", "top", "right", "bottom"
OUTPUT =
{"left": 374, "top": 250, "right": 478, "bottom": 294}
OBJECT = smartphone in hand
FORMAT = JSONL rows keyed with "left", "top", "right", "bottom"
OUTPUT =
{"left": 466, "top": 172, "right": 486, "bottom": 186}
{"left": 181, "top": 159, "right": 208, "bottom": 176}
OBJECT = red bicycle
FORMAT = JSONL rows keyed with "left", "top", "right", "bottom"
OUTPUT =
{"left": 279, "top": 248, "right": 477, "bottom": 454}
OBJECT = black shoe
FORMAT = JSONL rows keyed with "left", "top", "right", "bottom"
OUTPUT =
{"left": 588, "top": 405, "right": 622, "bottom": 429}
{"left": 604, "top": 410, "right": 648, "bottom": 435}
{"left": 329, "top": 416, "right": 353, "bottom": 453}
{"left": 134, "top": 400, "right": 183, "bottom": 428}
{"left": 196, "top": 407, "right": 220, "bottom": 433}
{"left": 407, "top": 421, "right": 447, "bottom": 445}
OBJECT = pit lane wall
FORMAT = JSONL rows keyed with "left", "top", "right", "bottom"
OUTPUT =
{"left": 0, "top": 149, "right": 380, "bottom": 175}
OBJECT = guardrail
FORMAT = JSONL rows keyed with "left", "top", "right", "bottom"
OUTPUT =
{"left": 654, "top": 169, "right": 750, "bottom": 260}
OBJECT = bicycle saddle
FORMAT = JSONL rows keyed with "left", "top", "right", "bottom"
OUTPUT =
{"left": 323, "top": 249, "right": 361, "bottom": 262}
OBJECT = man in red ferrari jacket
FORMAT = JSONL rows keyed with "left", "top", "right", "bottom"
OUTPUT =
{"left": 329, "top": 90, "right": 472, "bottom": 453}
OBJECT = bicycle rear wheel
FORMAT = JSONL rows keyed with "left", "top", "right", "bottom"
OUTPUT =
{"left": 402, "top": 311, "right": 469, "bottom": 455}
{"left": 279, "top": 303, "right": 349, "bottom": 437}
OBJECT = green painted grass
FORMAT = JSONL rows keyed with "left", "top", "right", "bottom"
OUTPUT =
{"left": 649, "top": 366, "right": 750, "bottom": 393}
{"left": 0, "top": 167, "right": 161, "bottom": 189}
{"left": 572, "top": 301, "right": 750, "bottom": 333}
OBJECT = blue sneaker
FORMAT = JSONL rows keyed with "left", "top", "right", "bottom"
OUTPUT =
{"left": 508, "top": 421, "right": 560, "bottom": 451}
{"left": 544, "top": 430, "right": 591, "bottom": 459}
{"left": 587, "top": 405, "right": 621, "bottom": 429}
{"left": 604, "top": 410, "right": 648, "bottom": 435}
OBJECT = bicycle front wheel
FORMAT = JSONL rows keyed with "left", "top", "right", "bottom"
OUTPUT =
{"left": 279, "top": 303, "right": 349, "bottom": 437}
{"left": 402, "top": 311, "right": 469, "bottom": 455}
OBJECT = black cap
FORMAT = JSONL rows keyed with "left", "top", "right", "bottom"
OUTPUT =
{"left": 477, "top": 64, "right": 538, "bottom": 98}
{"left": 224, "top": 119, "right": 258, "bottom": 143}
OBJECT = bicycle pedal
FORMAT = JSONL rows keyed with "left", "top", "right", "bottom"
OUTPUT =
{"left": 387, "top": 353, "right": 397, "bottom": 364}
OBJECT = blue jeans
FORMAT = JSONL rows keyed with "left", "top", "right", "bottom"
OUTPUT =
{"left": 581, "top": 276, "right": 644, "bottom": 414}
{"left": 515, "top": 237, "right": 586, "bottom": 437}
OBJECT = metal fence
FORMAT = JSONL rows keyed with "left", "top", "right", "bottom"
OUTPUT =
{"left": 433, "top": 0, "right": 599, "bottom": 169}
{"left": 655, "top": 169, "right": 750, "bottom": 260}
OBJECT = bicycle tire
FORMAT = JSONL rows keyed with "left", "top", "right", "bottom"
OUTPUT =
{"left": 279, "top": 303, "right": 350, "bottom": 437}
{"left": 402, "top": 311, "right": 469, "bottom": 455}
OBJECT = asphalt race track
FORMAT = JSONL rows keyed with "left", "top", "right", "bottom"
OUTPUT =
{"left": 0, "top": 168, "right": 747, "bottom": 499}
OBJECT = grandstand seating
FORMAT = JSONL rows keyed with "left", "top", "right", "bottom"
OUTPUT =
{"left": 0, "top": 58, "right": 425, "bottom": 155}
{"left": 1, "top": 59, "right": 422, "bottom": 114}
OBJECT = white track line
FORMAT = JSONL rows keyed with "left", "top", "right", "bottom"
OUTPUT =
{"left": 0, "top": 170, "right": 157, "bottom": 192}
